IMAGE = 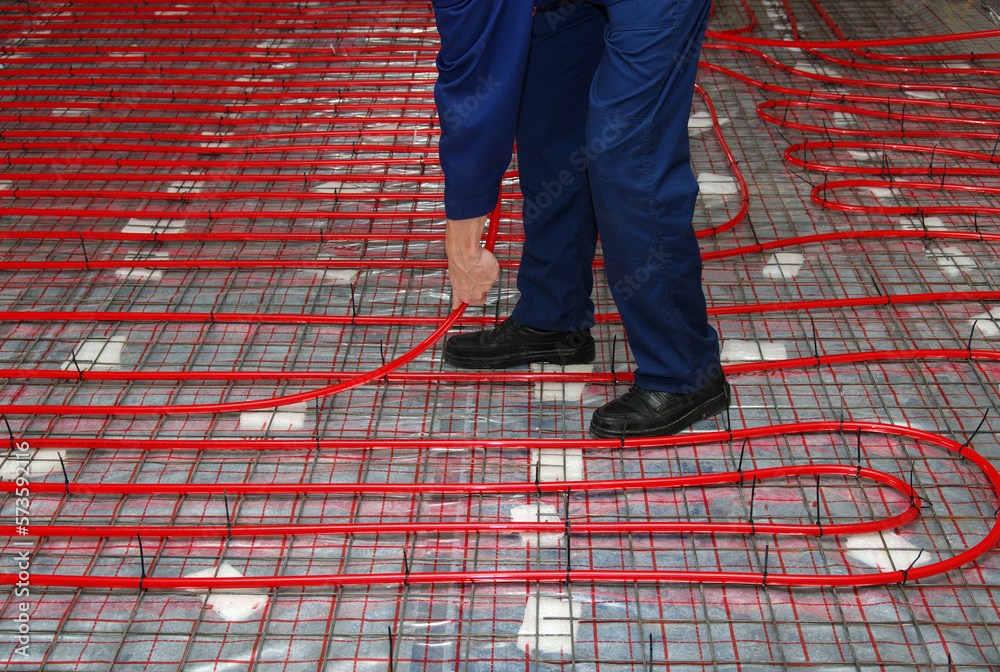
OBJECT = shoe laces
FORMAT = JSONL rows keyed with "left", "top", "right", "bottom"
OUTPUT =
{"left": 487, "top": 316, "right": 523, "bottom": 345}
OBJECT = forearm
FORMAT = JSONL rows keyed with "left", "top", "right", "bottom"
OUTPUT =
{"left": 445, "top": 215, "right": 490, "bottom": 260}
{"left": 445, "top": 215, "right": 498, "bottom": 308}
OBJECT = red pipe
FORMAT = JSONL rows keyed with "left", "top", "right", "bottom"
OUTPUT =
{"left": 1, "top": 423, "right": 996, "bottom": 590}
{"left": 0, "top": 0, "right": 998, "bottom": 595}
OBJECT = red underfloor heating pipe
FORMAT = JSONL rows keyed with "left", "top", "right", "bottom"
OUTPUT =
{"left": 0, "top": 0, "right": 997, "bottom": 592}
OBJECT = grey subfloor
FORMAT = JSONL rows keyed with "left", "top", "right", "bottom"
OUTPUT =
{"left": 0, "top": 0, "right": 998, "bottom": 670}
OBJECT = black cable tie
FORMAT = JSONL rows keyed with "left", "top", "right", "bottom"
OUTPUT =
{"left": 70, "top": 349, "right": 83, "bottom": 381}
{"left": 137, "top": 533, "right": 147, "bottom": 589}
{"left": 610, "top": 334, "right": 618, "bottom": 386}
{"left": 401, "top": 548, "right": 410, "bottom": 585}
{"left": 940, "top": 164, "right": 947, "bottom": 190}
{"left": 388, "top": 626, "right": 395, "bottom": 672}
{"left": 967, "top": 320, "right": 978, "bottom": 360}
{"left": 736, "top": 437, "right": 747, "bottom": 484}
{"left": 815, "top": 475, "right": 823, "bottom": 537}
{"left": 899, "top": 548, "right": 924, "bottom": 585}
{"left": 313, "top": 395, "right": 325, "bottom": 451}
{"left": 990, "top": 131, "right": 1000, "bottom": 162}
{"left": 78, "top": 233, "right": 90, "bottom": 270}
{"left": 725, "top": 405, "right": 733, "bottom": 442}
{"left": 874, "top": 275, "right": 889, "bottom": 305}
{"left": 748, "top": 476, "right": 757, "bottom": 535}
{"left": 810, "top": 316, "right": 820, "bottom": 363}
{"left": 3, "top": 414, "right": 14, "bottom": 452}
{"left": 761, "top": 544, "right": 770, "bottom": 587}
{"left": 222, "top": 489, "right": 232, "bottom": 540}
{"left": 747, "top": 215, "right": 762, "bottom": 254}
{"left": 494, "top": 296, "right": 500, "bottom": 328}
{"left": 958, "top": 409, "right": 989, "bottom": 458}
{"left": 349, "top": 285, "right": 358, "bottom": 324}
{"left": 648, "top": 633, "right": 654, "bottom": 669}
{"left": 379, "top": 338, "right": 387, "bottom": 381}
{"left": 856, "top": 428, "right": 863, "bottom": 478}
{"left": 908, "top": 467, "right": 920, "bottom": 512}
{"left": 535, "top": 463, "right": 542, "bottom": 499}
{"left": 208, "top": 311, "right": 215, "bottom": 324}
{"left": 58, "top": 453, "right": 70, "bottom": 495}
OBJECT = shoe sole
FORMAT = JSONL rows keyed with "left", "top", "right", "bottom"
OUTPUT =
{"left": 589, "top": 381, "right": 731, "bottom": 439}
{"left": 443, "top": 344, "right": 596, "bottom": 369}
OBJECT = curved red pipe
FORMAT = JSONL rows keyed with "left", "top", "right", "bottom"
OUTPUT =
{"left": 1, "top": 422, "right": 996, "bottom": 590}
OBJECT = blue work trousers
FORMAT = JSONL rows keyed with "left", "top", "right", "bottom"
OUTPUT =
{"left": 511, "top": 0, "right": 721, "bottom": 393}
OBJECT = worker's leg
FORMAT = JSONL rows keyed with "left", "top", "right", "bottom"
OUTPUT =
{"left": 443, "top": 2, "right": 607, "bottom": 369}
{"left": 587, "top": 0, "right": 721, "bottom": 394}
{"left": 510, "top": 2, "right": 607, "bottom": 332}
{"left": 586, "top": 0, "right": 727, "bottom": 437}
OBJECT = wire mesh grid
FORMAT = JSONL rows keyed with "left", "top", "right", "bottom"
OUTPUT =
{"left": 0, "top": 0, "right": 998, "bottom": 670}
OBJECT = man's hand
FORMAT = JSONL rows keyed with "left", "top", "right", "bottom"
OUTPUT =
{"left": 445, "top": 215, "right": 499, "bottom": 309}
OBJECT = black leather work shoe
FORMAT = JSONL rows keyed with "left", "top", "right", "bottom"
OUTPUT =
{"left": 589, "top": 369, "right": 730, "bottom": 438}
{"left": 443, "top": 316, "right": 595, "bottom": 369}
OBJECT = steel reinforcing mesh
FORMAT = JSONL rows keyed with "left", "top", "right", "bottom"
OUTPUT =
{"left": 0, "top": 0, "right": 999, "bottom": 670}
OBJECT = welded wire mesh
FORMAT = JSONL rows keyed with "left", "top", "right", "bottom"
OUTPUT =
{"left": 0, "top": 0, "right": 998, "bottom": 670}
